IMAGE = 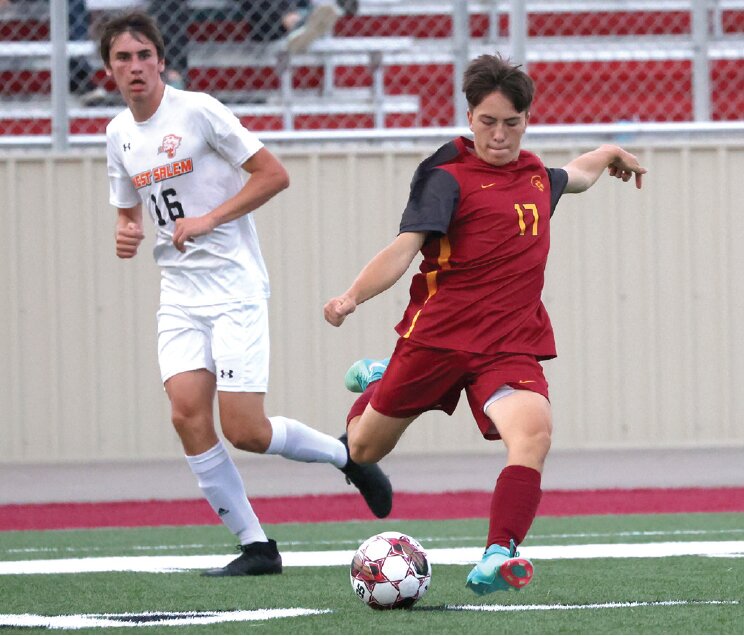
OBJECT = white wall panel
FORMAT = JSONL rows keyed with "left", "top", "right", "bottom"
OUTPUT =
{"left": 1, "top": 142, "right": 742, "bottom": 465}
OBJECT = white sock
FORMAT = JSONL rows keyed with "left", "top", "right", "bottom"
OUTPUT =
{"left": 185, "top": 440, "right": 267, "bottom": 545}
{"left": 266, "top": 416, "right": 347, "bottom": 468}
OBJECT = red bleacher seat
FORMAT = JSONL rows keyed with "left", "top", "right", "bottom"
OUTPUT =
{"left": 1, "top": 5, "right": 743, "bottom": 133}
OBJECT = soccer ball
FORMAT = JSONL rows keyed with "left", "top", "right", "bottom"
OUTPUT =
{"left": 350, "top": 531, "right": 431, "bottom": 610}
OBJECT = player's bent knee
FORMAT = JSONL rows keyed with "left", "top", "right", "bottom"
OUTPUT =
{"left": 223, "top": 427, "right": 270, "bottom": 453}
{"left": 348, "top": 438, "right": 387, "bottom": 465}
{"left": 224, "top": 413, "right": 272, "bottom": 452}
{"left": 510, "top": 427, "right": 551, "bottom": 471}
{"left": 518, "top": 419, "right": 552, "bottom": 453}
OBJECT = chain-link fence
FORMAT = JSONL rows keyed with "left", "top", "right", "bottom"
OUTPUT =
{"left": 0, "top": 0, "right": 742, "bottom": 143}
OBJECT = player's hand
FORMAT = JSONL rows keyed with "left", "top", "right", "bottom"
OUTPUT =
{"left": 607, "top": 149, "right": 646, "bottom": 189}
{"left": 172, "top": 216, "right": 214, "bottom": 253}
{"left": 115, "top": 222, "right": 144, "bottom": 259}
{"left": 324, "top": 295, "right": 357, "bottom": 327}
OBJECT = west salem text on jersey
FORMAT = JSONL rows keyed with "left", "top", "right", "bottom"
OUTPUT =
{"left": 131, "top": 158, "right": 194, "bottom": 189}
{"left": 106, "top": 86, "right": 270, "bottom": 305}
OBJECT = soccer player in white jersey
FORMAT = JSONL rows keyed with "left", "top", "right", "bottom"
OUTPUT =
{"left": 100, "top": 10, "right": 392, "bottom": 577}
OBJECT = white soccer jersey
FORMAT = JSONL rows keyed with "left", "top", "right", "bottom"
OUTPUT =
{"left": 106, "top": 86, "right": 270, "bottom": 306}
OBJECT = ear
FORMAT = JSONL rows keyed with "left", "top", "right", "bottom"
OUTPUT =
{"left": 104, "top": 65, "right": 113, "bottom": 77}
{"left": 467, "top": 109, "right": 473, "bottom": 130}
{"left": 158, "top": 58, "right": 165, "bottom": 73}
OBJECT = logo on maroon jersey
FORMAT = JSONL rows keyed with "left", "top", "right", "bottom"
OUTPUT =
{"left": 158, "top": 134, "right": 182, "bottom": 159}
{"left": 530, "top": 175, "right": 544, "bottom": 192}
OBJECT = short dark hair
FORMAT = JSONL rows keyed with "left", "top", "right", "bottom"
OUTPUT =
{"left": 98, "top": 10, "right": 165, "bottom": 67}
{"left": 462, "top": 54, "right": 535, "bottom": 113}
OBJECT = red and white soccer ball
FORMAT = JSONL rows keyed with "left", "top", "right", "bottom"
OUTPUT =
{"left": 350, "top": 531, "right": 432, "bottom": 610}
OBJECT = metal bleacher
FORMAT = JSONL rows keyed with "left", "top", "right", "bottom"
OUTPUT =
{"left": 190, "top": 36, "right": 419, "bottom": 129}
{"left": 0, "top": 0, "right": 422, "bottom": 133}
{"left": 1, "top": 0, "right": 744, "bottom": 139}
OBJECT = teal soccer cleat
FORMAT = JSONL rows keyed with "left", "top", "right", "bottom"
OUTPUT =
{"left": 344, "top": 358, "right": 390, "bottom": 393}
{"left": 465, "top": 539, "right": 534, "bottom": 595}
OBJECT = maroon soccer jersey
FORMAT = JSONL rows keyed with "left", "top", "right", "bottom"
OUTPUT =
{"left": 395, "top": 137, "right": 568, "bottom": 359}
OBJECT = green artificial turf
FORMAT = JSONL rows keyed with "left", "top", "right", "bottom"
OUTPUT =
{"left": 0, "top": 513, "right": 742, "bottom": 634}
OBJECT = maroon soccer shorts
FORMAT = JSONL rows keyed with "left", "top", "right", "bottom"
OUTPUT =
{"left": 347, "top": 338, "right": 549, "bottom": 440}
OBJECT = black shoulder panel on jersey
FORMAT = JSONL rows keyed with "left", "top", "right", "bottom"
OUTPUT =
{"left": 407, "top": 140, "right": 460, "bottom": 203}
{"left": 399, "top": 166, "right": 460, "bottom": 235}
{"left": 397, "top": 140, "right": 461, "bottom": 235}
{"left": 547, "top": 167, "right": 569, "bottom": 217}
{"left": 421, "top": 140, "right": 461, "bottom": 171}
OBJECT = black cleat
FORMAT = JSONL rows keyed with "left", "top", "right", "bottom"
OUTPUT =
{"left": 202, "top": 539, "right": 282, "bottom": 577}
{"left": 339, "top": 433, "right": 393, "bottom": 518}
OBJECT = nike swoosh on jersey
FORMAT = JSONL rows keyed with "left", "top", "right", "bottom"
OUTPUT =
{"left": 481, "top": 182, "right": 496, "bottom": 189}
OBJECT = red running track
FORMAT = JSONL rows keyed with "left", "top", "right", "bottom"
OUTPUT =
{"left": 1, "top": 488, "right": 743, "bottom": 531}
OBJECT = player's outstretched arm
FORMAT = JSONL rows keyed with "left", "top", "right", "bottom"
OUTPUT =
{"left": 115, "top": 205, "right": 144, "bottom": 259}
{"left": 562, "top": 144, "right": 647, "bottom": 193}
{"left": 324, "top": 231, "right": 426, "bottom": 327}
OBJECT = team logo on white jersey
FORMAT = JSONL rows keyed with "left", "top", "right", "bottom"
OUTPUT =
{"left": 158, "top": 134, "right": 182, "bottom": 159}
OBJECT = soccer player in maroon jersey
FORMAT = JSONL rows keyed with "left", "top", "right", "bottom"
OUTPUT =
{"left": 323, "top": 53, "right": 646, "bottom": 595}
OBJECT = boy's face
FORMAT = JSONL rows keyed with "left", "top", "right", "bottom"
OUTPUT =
{"left": 467, "top": 90, "right": 528, "bottom": 166}
{"left": 105, "top": 31, "right": 164, "bottom": 108}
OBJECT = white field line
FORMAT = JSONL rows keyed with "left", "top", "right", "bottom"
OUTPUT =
{"left": 0, "top": 601, "right": 739, "bottom": 630}
{"left": 0, "top": 609, "right": 330, "bottom": 630}
{"left": 449, "top": 600, "right": 740, "bottom": 612}
{"left": 1, "top": 540, "right": 743, "bottom": 575}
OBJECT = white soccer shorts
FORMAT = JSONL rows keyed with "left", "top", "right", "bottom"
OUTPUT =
{"left": 156, "top": 299, "right": 270, "bottom": 392}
